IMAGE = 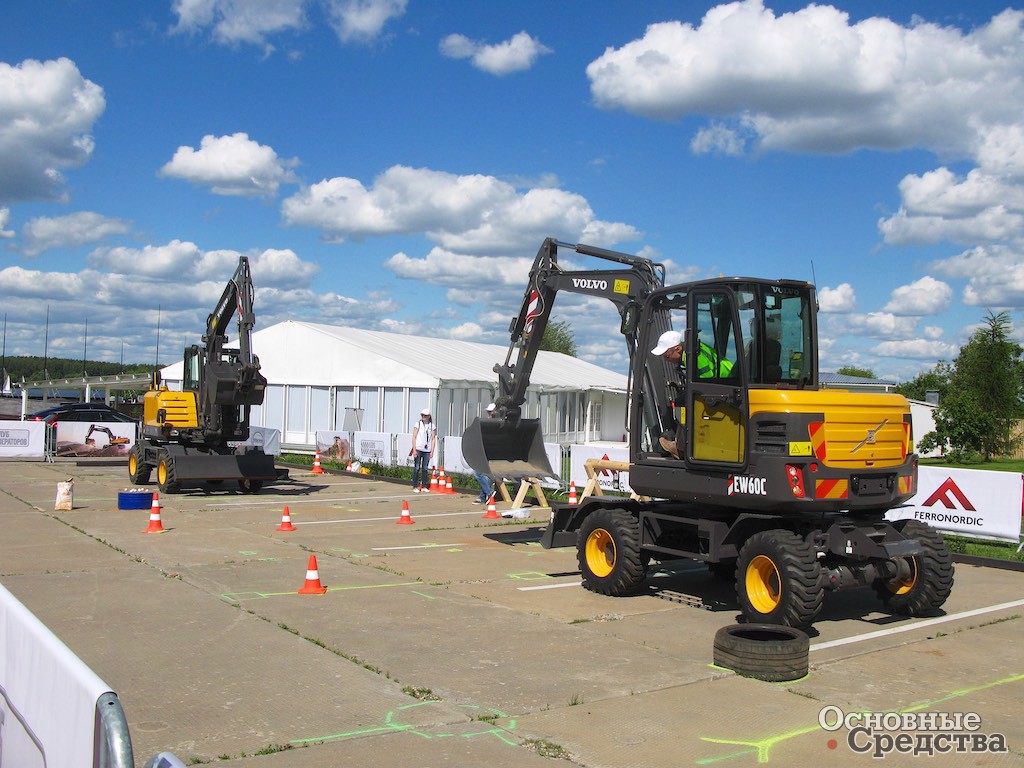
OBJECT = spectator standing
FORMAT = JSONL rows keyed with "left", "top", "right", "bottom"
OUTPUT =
{"left": 410, "top": 408, "right": 435, "bottom": 492}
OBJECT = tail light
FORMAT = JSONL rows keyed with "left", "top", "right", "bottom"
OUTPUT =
{"left": 786, "top": 464, "right": 806, "bottom": 498}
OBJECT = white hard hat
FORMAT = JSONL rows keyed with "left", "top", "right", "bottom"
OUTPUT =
{"left": 485, "top": 403, "right": 496, "bottom": 412}
{"left": 651, "top": 330, "right": 683, "bottom": 356}
{"left": 420, "top": 408, "right": 431, "bottom": 416}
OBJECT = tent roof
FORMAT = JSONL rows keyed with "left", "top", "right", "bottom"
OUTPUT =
{"left": 161, "top": 320, "right": 627, "bottom": 392}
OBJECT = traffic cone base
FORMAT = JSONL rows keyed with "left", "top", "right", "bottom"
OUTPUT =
{"left": 298, "top": 555, "right": 327, "bottom": 594}
{"left": 482, "top": 494, "right": 500, "bottom": 519}
{"left": 276, "top": 505, "right": 296, "bottom": 532}
{"left": 396, "top": 500, "right": 415, "bottom": 525}
{"left": 143, "top": 491, "right": 165, "bottom": 533}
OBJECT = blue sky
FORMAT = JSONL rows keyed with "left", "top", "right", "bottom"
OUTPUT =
{"left": 2, "top": 0, "right": 1023, "bottom": 382}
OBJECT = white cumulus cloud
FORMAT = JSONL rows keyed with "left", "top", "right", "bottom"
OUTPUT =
{"left": 817, "top": 282, "right": 856, "bottom": 313}
{"left": 281, "top": 164, "right": 639, "bottom": 255}
{"left": 159, "top": 133, "right": 299, "bottom": 197}
{"left": 930, "top": 244, "right": 1024, "bottom": 307}
{"left": 20, "top": 212, "right": 131, "bottom": 257}
{"left": 883, "top": 276, "right": 952, "bottom": 315}
{"left": 440, "top": 30, "right": 552, "bottom": 75}
{"left": 0, "top": 58, "right": 105, "bottom": 203}
{"left": 325, "top": 0, "right": 407, "bottom": 43}
{"left": 587, "top": 2, "right": 1024, "bottom": 157}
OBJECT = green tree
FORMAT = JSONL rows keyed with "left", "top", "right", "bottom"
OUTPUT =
{"left": 918, "top": 312, "right": 1024, "bottom": 461}
{"left": 895, "top": 362, "right": 951, "bottom": 402}
{"left": 836, "top": 365, "right": 875, "bottom": 378}
{"left": 540, "top": 320, "right": 577, "bottom": 357}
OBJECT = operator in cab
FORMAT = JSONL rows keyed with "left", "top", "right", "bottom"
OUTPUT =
{"left": 651, "top": 329, "right": 732, "bottom": 458}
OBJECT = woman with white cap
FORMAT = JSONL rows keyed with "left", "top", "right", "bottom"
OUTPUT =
{"left": 410, "top": 408, "right": 435, "bottom": 492}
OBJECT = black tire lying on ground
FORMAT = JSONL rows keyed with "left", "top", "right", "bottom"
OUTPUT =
{"left": 712, "top": 624, "right": 809, "bottom": 682}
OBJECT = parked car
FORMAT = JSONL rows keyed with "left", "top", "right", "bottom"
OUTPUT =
{"left": 27, "top": 402, "right": 137, "bottom": 425}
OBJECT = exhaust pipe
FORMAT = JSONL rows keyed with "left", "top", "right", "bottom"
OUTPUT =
{"left": 461, "top": 417, "right": 555, "bottom": 480}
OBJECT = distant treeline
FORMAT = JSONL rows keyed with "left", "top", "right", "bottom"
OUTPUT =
{"left": 1, "top": 356, "right": 154, "bottom": 382}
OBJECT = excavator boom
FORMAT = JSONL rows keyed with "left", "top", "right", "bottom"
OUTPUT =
{"left": 462, "top": 238, "right": 664, "bottom": 479}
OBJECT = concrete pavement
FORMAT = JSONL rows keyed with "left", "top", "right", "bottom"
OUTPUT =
{"left": 1, "top": 457, "right": 1022, "bottom": 766}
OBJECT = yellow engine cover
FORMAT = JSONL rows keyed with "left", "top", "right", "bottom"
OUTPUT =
{"left": 749, "top": 389, "right": 911, "bottom": 469}
{"left": 143, "top": 388, "right": 199, "bottom": 428}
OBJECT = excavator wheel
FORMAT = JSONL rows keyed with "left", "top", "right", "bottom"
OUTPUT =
{"left": 736, "top": 529, "right": 825, "bottom": 629}
{"left": 577, "top": 508, "right": 646, "bottom": 596}
{"left": 874, "top": 519, "right": 953, "bottom": 617}
{"left": 128, "top": 444, "right": 151, "bottom": 484}
{"left": 156, "top": 451, "right": 181, "bottom": 494}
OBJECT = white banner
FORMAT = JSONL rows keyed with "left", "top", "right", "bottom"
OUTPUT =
{"left": 353, "top": 431, "right": 393, "bottom": 465}
{"left": 0, "top": 420, "right": 46, "bottom": 458}
{"left": 315, "top": 430, "right": 352, "bottom": 464}
{"left": 0, "top": 582, "right": 110, "bottom": 767}
{"left": 569, "top": 444, "right": 633, "bottom": 494}
{"left": 53, "top": 421, "right": 136, "bottom": 458}
{"left": 887, "top": 466, "right": 1023, "bottom": 543}
{"left": 235, "top": 426, "right": 281, "bottom": 456}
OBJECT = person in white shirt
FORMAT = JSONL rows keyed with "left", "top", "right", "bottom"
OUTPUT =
{"left": 409, "top": 408, "right": 436, "bottom": 492}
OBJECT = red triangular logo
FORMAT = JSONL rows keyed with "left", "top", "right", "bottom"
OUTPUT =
{"left": 921, "top": 477, "right": 976, "bottom": 511}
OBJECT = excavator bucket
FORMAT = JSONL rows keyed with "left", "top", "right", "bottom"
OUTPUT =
{"left": 461, "top": 417, "right": 555, "bottom": 480}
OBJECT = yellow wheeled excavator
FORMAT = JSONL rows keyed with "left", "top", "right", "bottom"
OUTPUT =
{"left": 128, "top": 256, "right": 275, "bottom": 493}
{"left": 463, "top": 237, "right": 952, "bottom": 628}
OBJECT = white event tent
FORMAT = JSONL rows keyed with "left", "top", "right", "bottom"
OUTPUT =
{"left": 160, "top": 320, "right": 628, "bottom": 454}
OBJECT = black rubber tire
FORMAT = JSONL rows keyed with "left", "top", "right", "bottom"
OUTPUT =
{"left": 237, "top": 478, "right": 263, "bottom": 493}
{"left": 736, "top": 529, "right": 825, "bottom": 629}
{"left": 713, "top": 624, "right": 810, "bottom": 682}
{"left": 577, "top": 508, "right": 646, "bottom": 596}
{"left": 874, "top": 519, "right": 954, "bottom": 617}
{"left": 128, "top": 444, "right": 151, "bottom": 484}
{"left": 156, "top": 451, "right": 180, "bottom": 494}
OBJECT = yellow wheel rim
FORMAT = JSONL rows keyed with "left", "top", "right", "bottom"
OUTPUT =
{"left": 128, "top": 454, "right": 137, "bottom": 475}
{"left": 585, "top": 528, "right": 615, "bottom": 578}
{"left": 886, "top": 559, "right": 919, "bottom": 596}
{"left": 746, "top": 554, "right": 782, "bottom": 614}
{"left": 157, "top": 460, "right": 167, "bottom": 486}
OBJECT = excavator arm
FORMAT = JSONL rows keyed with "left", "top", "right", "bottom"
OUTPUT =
{"left": 191, "top": 256, "right": 267, "bottom": 441}
{"left": 463, "top": 237, "right": 665, "bottom": 478}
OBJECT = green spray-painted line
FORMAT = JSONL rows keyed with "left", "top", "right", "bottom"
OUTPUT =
{"left": 698, "top": 670, "right": 1024, "bottom": 764}
{"left": 220, "top": 580, "right": 422, "bottom": 601}
{"left": 291, "top": 702, "right": 520, "bottom": 747}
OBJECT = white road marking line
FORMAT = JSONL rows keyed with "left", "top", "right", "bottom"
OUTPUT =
{"left": 208, "top": 493, "right": 462, "bottom": 508}
{"left": 810, "top": 598, "right": 1024, "bottom": 652}
{"left": 517, "top": 582, "right": 582, "bottom": 591}
{"left": 296, "top": 509, "right": 492, "bottom": 525}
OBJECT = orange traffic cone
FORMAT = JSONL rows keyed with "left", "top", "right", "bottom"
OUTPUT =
{"left": 396, "top": 500, "right": 415, "bottom": 525}
{"left": 311, "top": 450, "right": 324, "bottom": 475}
{"left": 481, "top": 494, "right": 500, "bottom": 519}
{"left": 143, "top": 492, "right": 165, "bottom": 533}
{"left": 568, "top": 481, "right": 578, "bottom": 506}
{"left": 276, "top": 505, "right": 296, "bottom": 532}
{"left": 445, "top": 473, "right": 456, "bottom": 494}
{"left": 345, "top": 461, "right": 353, "bottom": 472}
{"left": 297, "top": 555, "right": 328, "bottom": 594}
{"left": 429, "top": 467, "right": 438, "bottom": 492}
